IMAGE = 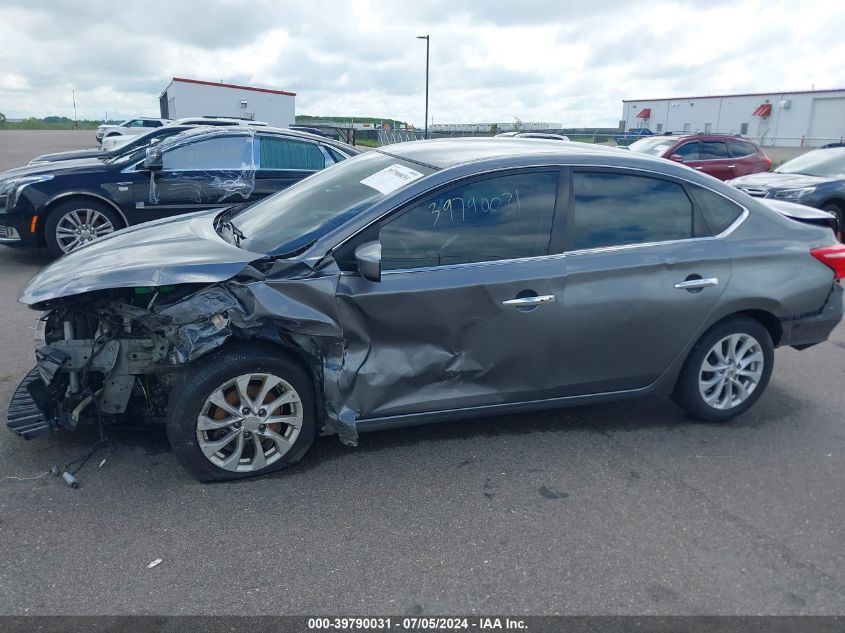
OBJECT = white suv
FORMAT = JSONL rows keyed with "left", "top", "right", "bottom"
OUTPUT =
{"left": 96, "top": 118, "right": 172, "bottom": 143}
{"left": 169, "top": 116, "right": 268, "bottom": 127}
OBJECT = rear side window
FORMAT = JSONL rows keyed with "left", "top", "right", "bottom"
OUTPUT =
{"left": 674, "top": 142, "right": 701, "bottom": 160}
{"left": 258, "top": 136, "right": 326, "bottom": 170}
{"left": 688, "top": 186, "right": 744, "bottom": 234}
{"left": 701, "top": 141, "right": 729, "bottom": 159}
{"left": 326, "top": 147, "right": 349, "bottom": 163}
{"left": 570, "top": 172, "right": 693, "bottom": 250}
{"left": 728, "top": 140, "right": 758, "bottom": 157}
{"left": 380, "top": 171, "right": 558, "bottom": 270}
{"left": 145, "top": 120, "right": 163, "bottom": 128}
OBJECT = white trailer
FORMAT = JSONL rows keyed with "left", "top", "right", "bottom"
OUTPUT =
{"left": 159, "top": 77, "right": 295, "bottom": 128}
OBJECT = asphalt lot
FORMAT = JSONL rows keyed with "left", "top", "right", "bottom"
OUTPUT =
{"left": 1, "top": 132, "right": 844, "bottom": 616}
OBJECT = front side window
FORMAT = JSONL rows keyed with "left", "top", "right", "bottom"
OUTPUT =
{"left": 674, "top": 142, "right": 701, "bottom": 161}
{"left": 380, "top": 171, "right": 558, "bottom": 270}
{"left": 162, "top": 136, "right": 253, "bottom": 171}
{"left": 125, "top": 119, "right": 144, "bottom": 128}
{"left": 570, "top": 172, "right": 693, "bottom": 250}
{"left": 257, "top": 136, "right": 326, "bottom": 170}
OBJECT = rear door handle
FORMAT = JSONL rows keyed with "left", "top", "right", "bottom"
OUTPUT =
{"left": 693, "top": 166, "right": 704, "bottom": 170}
{"left": 502, "top": 294, "right": 556, "bottom": 307}
{"left": 726, "top": 164, "right": 736, "bottom": 168}
{"left": 674, "top": 277, "right": 719, "bottom": 289}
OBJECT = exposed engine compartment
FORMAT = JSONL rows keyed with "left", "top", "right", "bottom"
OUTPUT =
{"left": 30, "top": 284, "right": 222, "bottom": 432}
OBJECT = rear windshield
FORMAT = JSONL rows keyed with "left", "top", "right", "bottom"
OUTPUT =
{"left": 629, "top": 137, "right": 677, "bottom": 157}
{"left": 229, "top": 152, "right": 437, "bottom": 255}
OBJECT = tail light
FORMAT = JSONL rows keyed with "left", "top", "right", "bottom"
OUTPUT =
{"left": 811, "top": 244, "right": 845, "bottom": 280}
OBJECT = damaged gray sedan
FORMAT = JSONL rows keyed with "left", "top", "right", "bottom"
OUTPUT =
{"left": 8, "top": 139, "right": 845, "bottom": 481}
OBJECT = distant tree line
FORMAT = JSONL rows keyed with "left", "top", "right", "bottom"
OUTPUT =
{"left": 0, "top": 114, "right": 101, "bottom": 130}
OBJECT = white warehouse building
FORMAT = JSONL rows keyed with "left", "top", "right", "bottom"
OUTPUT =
{"left": 621, "top": 88, "right": 845, "bottom": 147}
{"left": 159, "top": 77, "right": 296, "bottom": 128}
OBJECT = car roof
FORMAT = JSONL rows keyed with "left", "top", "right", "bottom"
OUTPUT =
{"left": 150, "top": 125, "right": 360, "bottom": 156}
{"left": 650, "top": 133, "right": 757, "bottom": 143}
{"left": 377, "top": 137, "right": 634, "bottom": 169}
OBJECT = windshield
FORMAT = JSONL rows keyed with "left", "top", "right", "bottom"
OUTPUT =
{"left": 629, "top": 137, "right": 677, "bottom": 156}
{"left": 227, "top": 152, "right": 436, "bottom": 255}
{"left": 105, "top": 146, "right": 149, "bottom": 165}
{"left": 775, "top": 149, "right": 845, "bottom": 178}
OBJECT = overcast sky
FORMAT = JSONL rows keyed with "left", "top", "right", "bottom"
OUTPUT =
{"left": 1, "top": 0, "right": 844, "bottom": 127}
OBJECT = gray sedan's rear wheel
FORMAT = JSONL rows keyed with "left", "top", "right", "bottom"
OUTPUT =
{"left": 673, "top": 316, "right": 774, "bottom": 421}
{"left": 166, "top": 346, "right": 317, "bottom": 482}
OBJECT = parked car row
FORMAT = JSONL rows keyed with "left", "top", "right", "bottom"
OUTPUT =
{"left": 4, "top": 136, "right": 844, "bottom": 482}
{"left": 0, "top": 126, "right": 361, "bottom": 256}
{"left": 95, "top": 115, "right": 269, "bottom": 145}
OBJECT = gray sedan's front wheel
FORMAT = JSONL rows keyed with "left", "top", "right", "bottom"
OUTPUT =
{"left": 673, "top": 316, "right": 774, "bottom": 421}
{"left": 166, "top": 346, "right": 317, "bottom": 482}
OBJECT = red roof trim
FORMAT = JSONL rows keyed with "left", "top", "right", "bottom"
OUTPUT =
{"left": 171, "top": 77, "right": 296, "bottom": 97}
{"left": 636, "top": 108, "right": 652, "bottom": 119}
{"left": 752, "top": 103, "right": 772, "bottom": 117}
{"left": 623, "top": 88, "right": 845, "bottom": 102}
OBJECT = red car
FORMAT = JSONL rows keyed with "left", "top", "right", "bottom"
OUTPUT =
{"left": 628, "top": 134, "right": 772, "bottom": 181}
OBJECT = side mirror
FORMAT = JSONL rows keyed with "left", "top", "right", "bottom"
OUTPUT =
{"left": 355, "top": 241, "right": 381, "bottom": 282}
{"left": 669, "top": 154, "right": 685, "bottom": 163}
{"left": 142, "top": 149, "right": 162, "bottom": 171}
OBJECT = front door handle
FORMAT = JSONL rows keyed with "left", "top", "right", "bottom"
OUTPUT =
{"left": 502, "top": 294, "right": 556, "bottom": 307}
{"left": 674, "top": 277, "right": 719, "bottom": 289}
{"left": 726, "top": 164, "right": 736, "bottom": 169}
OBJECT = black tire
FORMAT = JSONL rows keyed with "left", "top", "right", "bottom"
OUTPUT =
{"left": 672, "top": 316, "right": 774, "bottom": 422}
{"left": 166, "top": 345, "right": 317, "bottom": 482}
{"left": 44, "top": 199, "right": 123, "bottom": 258}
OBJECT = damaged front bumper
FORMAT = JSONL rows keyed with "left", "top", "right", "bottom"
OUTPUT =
{"left": 6, "top": 368, "right": 53, "bottom": 439}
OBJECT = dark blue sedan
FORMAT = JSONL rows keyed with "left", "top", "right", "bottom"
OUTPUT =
{"left": 729, "top": 147, "right": 845, "bottom": 235}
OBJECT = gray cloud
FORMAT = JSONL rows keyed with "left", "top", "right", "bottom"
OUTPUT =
{"left": 0, "top": 0, "right": 843, "bottom": 127}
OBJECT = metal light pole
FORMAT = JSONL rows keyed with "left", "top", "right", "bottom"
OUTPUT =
{"left": 72, "top": 90, "right": 78, "bottom": 129}
{"left": 416, "top": 35, "right": 429, "bottom": 139}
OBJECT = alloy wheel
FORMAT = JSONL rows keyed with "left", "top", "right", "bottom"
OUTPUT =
{"left": 698, "top": 333, "right": 764, "bottom": 410}
{"left": 55, "top": 208, "right": 116, "bottom": 253}
{"left": 196, "top": 373, "right": 303, "bottom": 473}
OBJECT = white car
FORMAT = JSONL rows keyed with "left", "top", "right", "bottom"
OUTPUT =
{"left": 169, "top": 116, "right": 268, "bottom": 127}
{"left": 96, "top": 117, "right": 171, "bottom": 143}
{"left": 495, "top": 132, "right": 571, "bottom": 141}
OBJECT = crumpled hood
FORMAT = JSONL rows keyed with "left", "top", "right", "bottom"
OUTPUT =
{"left": 730, "top": 172, "right": 831, "bottom": 189}
{"left": 19, "top": 209, "right": 264, "bottom": 307}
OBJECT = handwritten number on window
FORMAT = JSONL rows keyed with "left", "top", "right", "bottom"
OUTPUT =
{"left": 428, "top": 189, "right": 521, "bottom": 227}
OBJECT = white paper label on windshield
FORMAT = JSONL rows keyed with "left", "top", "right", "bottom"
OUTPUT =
{"left": 360, "top": 164, "right": 424, "bottom": 195}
